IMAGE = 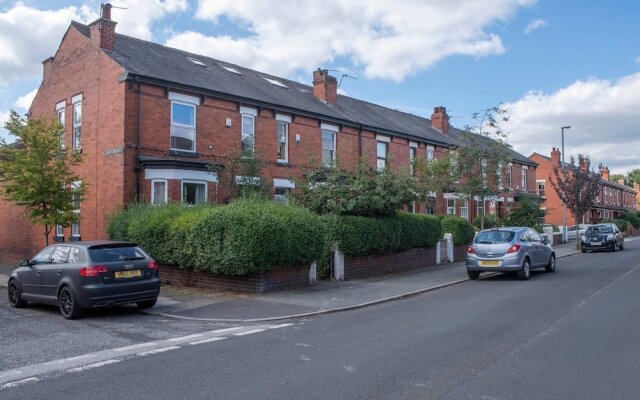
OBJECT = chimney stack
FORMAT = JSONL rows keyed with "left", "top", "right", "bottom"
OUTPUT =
{"left": 312, "top": 69, "right": 337, "bottom": 105}
{"left": 89, "top": 3, "right": 117, "bottom": 51}
{"left": 431, "top": 106, "right": 450, "bottom": 134}
{"left": 550, "top": 147, "right": 561, "bottom": 165}
{"left": 600, "top": 166, "right": 610, "bottom": 180}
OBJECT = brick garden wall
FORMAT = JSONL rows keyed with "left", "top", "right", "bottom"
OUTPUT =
{"left": 159, "top": 265, "right": 311, "bottom": 293}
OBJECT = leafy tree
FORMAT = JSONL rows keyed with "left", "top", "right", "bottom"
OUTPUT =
{"left": 208, "top": 149, "right": 271, "bottom": 202}
{"left": 504, "top": 198, "right": 546, "bottom": 229}
{"left": 0, "top": 111, "right": 85, "bottom": 246}
{"left": 413, "top": 152, "right": 457, "bottom": 213}
{"left": 291, "top": 157, "right": 417, "bottom": 216}
{"left": 452, "top": 104, "right": 513, "bottom": 229}
{"left": 549, "top": 154, "right": 600, "bottom": 249}
{"left": 626, "top": 168, "right": 640, "bottom": 186}
{"left": 610, "top": 173, "right": 625, "bottom": 183}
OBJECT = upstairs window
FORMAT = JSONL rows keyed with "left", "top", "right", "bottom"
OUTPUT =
{"left": 56, "top": 101, "right": 65, "bottom": 149}
{"left": 72, "top": 95, "right": 82, "bottom": 150}
{"left": 322, "top": 130, "right": 336, "bottom": 166}
{"left": 376, "top": 141, "right": 388, "bottom": 171}
{"left": 276, "top": 114, "right": 291, "bottom": 163}
{"left": 409, "top": 146, "right": 416, "bottom": 176}
{"left": 242, "top": 114, "right": 255, "bottom": 157}
{"left": 169, "top": 92, "right": 199, "bottom": 152}
{"left": 447, "top": 199, "right": 456, "bottom": 215}
{"left": 508, "top": 165, "right": 513, "bottom": 188}
{"left": 537, "top": 180, "right": 546, "bottom": 197}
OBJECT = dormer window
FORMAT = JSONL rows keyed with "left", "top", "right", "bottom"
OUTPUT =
{"left": 262, "top": 76, "right": 288, "bottom": 88}
{"left": 219, "top": 63, "right": 242, "bottom": 74}
{"left": 187, "top": 57, "right": 206, "bottom": 67}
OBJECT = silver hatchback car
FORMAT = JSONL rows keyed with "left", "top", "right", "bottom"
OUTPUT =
{"left": 466, "top": 227, "right": 556, "bottom": 280}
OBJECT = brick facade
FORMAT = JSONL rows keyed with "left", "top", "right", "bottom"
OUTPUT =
{"left": 0, "top": 11, "right": 536, "bottom": 265}
{"left": 530, "top": 148, "right": 637, "bottom": 227}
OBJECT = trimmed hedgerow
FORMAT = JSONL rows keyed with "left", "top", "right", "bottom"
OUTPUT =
{"left": 620, "top": 212, "right": 640, "bottom": 229}
{"left": 441, "top": 215, "right": 476, "bottom": 245}
{"left": 600, "top": 218, "right": 629, "bottom": 232}
{"left": 324, "top": 212, "right": 441, "bottom": 257}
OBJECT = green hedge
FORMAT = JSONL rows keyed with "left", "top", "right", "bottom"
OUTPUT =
{"left": 324, "top": 212, "right": 441, "bottom": 257}
{"left": 472, "top": 214, "right": 501, "bottom": 229}
{"left": 107, "top": 200, "right": 327, "bottom": 276}
{"left": 441, "top": 216, "right": 476, "bottom": 245}
{"left": 600, "top": 218, "right": 629, "bottom": 232}
{"left": 620, "top": 212, "right": 640, "bottom": 229}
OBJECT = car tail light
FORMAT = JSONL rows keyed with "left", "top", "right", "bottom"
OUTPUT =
{"left": 506, "top": 244, "right": 522, "bottom": 254}
{"left": 466, "top": 246, "right": 476, "bottom": 254}
{"left": 147, "top": 261, "right": 158, "bottom": 269}
{"left": 80, "top": 265, "right": 107, "bottom": 277}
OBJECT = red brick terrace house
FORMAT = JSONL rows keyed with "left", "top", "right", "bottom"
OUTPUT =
{"left": 0, "top": 5, "right": 537, "bottom": 263}
{"left": 530, "top": 148, "right": 637, "bottom": 227}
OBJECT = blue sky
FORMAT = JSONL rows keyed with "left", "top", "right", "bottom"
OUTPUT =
{"left": 1, "top": 0, "right": 639, "bottom": 175}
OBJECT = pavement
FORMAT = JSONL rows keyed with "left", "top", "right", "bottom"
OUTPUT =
{"left": 0, "top": 242, "right": 585, "bottom": 321}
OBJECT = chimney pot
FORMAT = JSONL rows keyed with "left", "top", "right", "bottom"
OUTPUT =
{"left": 101, "top": 3, "right": 112, "bottom": 20}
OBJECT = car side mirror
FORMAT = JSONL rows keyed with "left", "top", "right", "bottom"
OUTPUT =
{"left": 19, "top": 259, "right": 31, "bottom": 267}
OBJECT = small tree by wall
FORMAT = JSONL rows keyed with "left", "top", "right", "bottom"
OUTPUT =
{"left": 0, "top": 111, "right": 86, "bottom": 246}
{"left": 208, "top": 150, "right": 271, "bottom": 202}
{"left": 549, "top": 154, "right": 600, "bottom": 249}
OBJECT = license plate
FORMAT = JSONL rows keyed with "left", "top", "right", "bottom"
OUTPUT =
{"left": 591, "top": 242, "right": 601, "bottom": 246}
{"left": 115, "top": 270, "right": 142, "bottom": 279}
{"left": 480, "top": 260, "right": 502, "bottom": 267}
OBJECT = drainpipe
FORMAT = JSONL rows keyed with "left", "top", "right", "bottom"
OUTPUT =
{"left": 358, "top": 125, "right": 363, "bottom": 158}
{"left": 135, "top": 76, "right": 142, "bottom": 201}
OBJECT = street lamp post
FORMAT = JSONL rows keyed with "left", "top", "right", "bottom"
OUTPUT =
{"left": 561, "top": 125, "right": 571, "bottom": 243}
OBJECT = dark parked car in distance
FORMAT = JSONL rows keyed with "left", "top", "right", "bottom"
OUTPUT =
{"left": 466, "top": 227, "right": 556, "bottom": 281}
{"left": 7, "top": 241, "right": 160, "bottom": 319}
{"left": 581, "top": 223, "right": 624, "bottom": 252}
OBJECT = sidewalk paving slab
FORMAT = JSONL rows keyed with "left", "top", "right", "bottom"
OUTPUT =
{"left": 0, "top": 241, "right": 591, "bottom": 321}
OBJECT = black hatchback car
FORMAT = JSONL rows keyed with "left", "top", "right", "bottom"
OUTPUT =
{"left": 581, "top": 223, "right": 625, "bottom": 252}
{"left": 7, "top": 241, "right": 160, "bottom": 319}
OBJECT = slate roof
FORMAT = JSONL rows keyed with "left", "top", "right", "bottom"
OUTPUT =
{"left": 70, "top": 21, "right": 535, "bottom": 162}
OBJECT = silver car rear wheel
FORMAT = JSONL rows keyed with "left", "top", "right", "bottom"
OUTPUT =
{"left": 518, "top": 259, "right": 531, "bottom": 280}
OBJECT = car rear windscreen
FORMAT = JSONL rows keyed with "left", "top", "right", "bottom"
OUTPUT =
{"left": 89, "top": 246, "right": 147, "bottom": 263}
{"left": 475, "top": 231, "right": 515, "bottom": 244}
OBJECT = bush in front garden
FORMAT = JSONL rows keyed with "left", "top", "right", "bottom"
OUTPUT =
{"left": 441, "top": 215, "right": 476, "bottom": 245}
{"left": 599, "top": 218, "right": 629, "bottom": 232}
{"left": 324, "top": 212, "right": 441, "bottom": 257}
{"left": 620, "top": 212, "right": 640, "bottom": 229}
{"left": 472, "top": 214, "right": 501, "bottom": 229}
{"left": 187, "top": 199, "right": 327, "bottom": 275}
{"left": 107, "top": 200, "right": 327, "bottom": 276}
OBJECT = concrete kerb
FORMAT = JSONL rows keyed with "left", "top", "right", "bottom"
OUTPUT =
{"left": 0, "top": 249, "right": 582, "bottom": 323}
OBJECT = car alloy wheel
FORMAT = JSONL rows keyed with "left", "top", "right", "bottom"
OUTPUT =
{"left": 545, "top": 255, "right": 556, "bottom": 273}
{"left": 8, "top": 281, "right": 26, "bottom": 308}
{"left": 58, "top": 286, "right": 82, "bottom": 320}
{"left": 518, "top": 259, "right": 531, "bottom": 280}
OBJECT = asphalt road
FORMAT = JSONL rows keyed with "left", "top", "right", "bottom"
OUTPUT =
{"left": 2, "top": 240, "right": 640, "bottom": 399}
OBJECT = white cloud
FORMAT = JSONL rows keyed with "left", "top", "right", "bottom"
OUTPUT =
{"left": 0, "top": 1, "right": 188, "bottom": 85}
{"left": 524, "top": 18, "right": 546, "bottom": 34}
{"left": 165, "top": 0, "right": 536, "bottom": 81}
{"left": 0, "top": 2, "right": 97, "bottom": 85}
{"left": 110, "top": 0, "right": 188, "bottom": 40}
{"left": 505, "top": 73, "right": 640, "bottom": 174}
{"left": 15, "top": 88, "right": 38, "bottom": 111}
{"left": 0, "top": 110, "right": 11, "bottom": 143}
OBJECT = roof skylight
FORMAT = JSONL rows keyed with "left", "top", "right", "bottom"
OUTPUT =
{"left": 262, "top": 76, "right": 288, "bottom": 88}
{"left": 187, "top": 57, "right": 206, "bottom": 67}
{"left": 219, "top": 63, "right": 242, "bottom": 74}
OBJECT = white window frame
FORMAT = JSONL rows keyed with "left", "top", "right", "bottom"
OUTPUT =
{"left": 447, "top": 198, "right": 456, "bottom": 215}
{"left": 276, "top": 119, "right": 289, "bottom": 163}
{"left": 170, "top": 100, "right": 197, "bottom": 152}
{"left": 477, "top": 200, "right": 485, "bottom": 216}
{"left": 460, "top": 199, "right": 469, "bottom": 220}
{"left": 427, "top": 146, "right": 434, "bottom": 162}
{"left": 241, "top": 113, "right": 255, "bottom": 157}
{"left": 181, "top": 180, "right": 207, "bottom": 205}
{"left": 409, "top": 146, "right": 416, "bottom": 176}
{"left": 521, "top": 168, "right": 527, "bottom": 190}
{"left": 376, "top": 141, "right": 388, "bottom": 171}
{"left": 56, "top": 101, "right": 65, "bottom": 149}
{"left": 537, "top": 179, "right": 546, "bottom": 197}
{"left": 497, "top": 162, "right": 503, "bottom": 189}
{"left": 55, "top": 225, "right": 64, "bottom": 237}
{"left": 72, "top": 98, "right": 82, "bottom": 150}
{"left": 322, "top": 130, "right": 336, "bottom": 166}
{"left": 508, "top": 163, "right": 513, "bottom": 189}
{"left": 71, "top": 180, "right": 81, "bottom": 237}
{"left": 151, "top": 179, "right": 168, "bottom": 205}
